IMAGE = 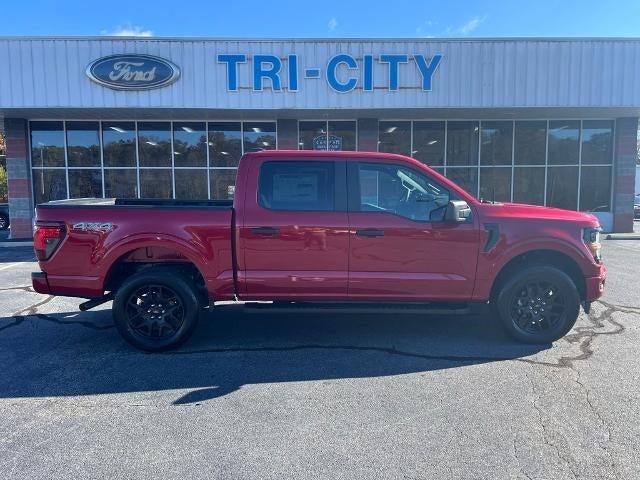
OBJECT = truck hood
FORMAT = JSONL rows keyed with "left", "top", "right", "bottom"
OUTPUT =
{"left": 479, "top": 202, "right": 600, "bottom": 226}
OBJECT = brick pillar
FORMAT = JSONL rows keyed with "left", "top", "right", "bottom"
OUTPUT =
{"left": 612, "top": 117, "right": 637, "bottom": 233}
{"left": 5, "top": 119, "right": 34, "bottom": 239}
{"left": 357, "top": 118, "right": 378, "bottom": 151}
{"left": 276, "top": 119, "right": 298, "bottom": 149}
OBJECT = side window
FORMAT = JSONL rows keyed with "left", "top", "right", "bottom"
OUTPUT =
{"left": 358, "top": 163, "right": 450, "bottom": 221}
{"left": 258, "top": 161, "right": 335, "bottom": 211}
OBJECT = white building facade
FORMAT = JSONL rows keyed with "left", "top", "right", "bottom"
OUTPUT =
{"left": 1, "top": 36, "right": 638, "bottom": 237}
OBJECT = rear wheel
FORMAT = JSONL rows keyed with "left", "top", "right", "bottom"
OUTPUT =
{"left": 0, "top": 214, "right": 9, "bottom": 230}
{"left": 495, "top": 265, "right": 580, "bottom": 344}
{"left": 113, "top": 268, "right": 202, "bottom": 351}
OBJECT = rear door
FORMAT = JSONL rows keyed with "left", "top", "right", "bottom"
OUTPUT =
{"left": 347, "top": 160, "right": 480, "bottom": 300}
{"left": 238, "top": 157, "right": 349, "bottom": 300}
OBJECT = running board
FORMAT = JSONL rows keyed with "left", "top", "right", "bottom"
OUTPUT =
{"left": 219, "top": 301, "right": 485, "bottom": 316}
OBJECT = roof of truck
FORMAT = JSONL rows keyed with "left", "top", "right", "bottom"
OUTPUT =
{"left": 244, "top": 149, "right": 416, "bottom": 162}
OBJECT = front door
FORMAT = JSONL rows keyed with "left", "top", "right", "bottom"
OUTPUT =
{"left": 347, "top": 161, "right": 480, "bottom": 301}
{"left": 239, "top": 157, "right": 349, "bottom": 300}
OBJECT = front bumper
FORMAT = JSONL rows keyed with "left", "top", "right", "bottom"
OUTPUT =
{"left": 585, "top": 264, "right": 607, "bottom": 301}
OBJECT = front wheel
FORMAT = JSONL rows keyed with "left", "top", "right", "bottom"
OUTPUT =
{"left": 494, "top": 265, "right": 580, "bottom": 344}
{"left": 0, "top": 214, "right": 9, "bottom": 230}
{"left": 113, "top": 268, "right": 202, "bottom": 351}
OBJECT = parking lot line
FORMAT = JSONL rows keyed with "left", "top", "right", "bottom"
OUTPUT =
{"left": 0, "top": 263, "right": 21, "bottom": 271}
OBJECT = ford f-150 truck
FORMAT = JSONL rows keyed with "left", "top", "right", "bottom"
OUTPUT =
{"left": 31, "top": 150, "right": 606, "bottom": 351}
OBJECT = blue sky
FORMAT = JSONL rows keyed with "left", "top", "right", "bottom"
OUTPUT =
{"left": 3, "top": 0, "right": 640, "bottom": 38}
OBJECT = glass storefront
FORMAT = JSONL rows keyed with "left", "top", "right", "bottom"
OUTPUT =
{"left": 30, "top": 120, "right": 277, "bottom": 202}
{"left": 29, "top": 118, "right": 614, "bottom": 214}
{"left": 378, "top": 119, "right": 614, "bottom": 212}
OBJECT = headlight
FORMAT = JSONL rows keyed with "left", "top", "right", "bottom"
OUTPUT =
{"left": 583, "top": 227, "right": 602, "bottom": 263}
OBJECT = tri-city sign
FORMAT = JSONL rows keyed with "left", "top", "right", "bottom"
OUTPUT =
{"left": 218, "top": 53, "right": 443, "bottom": 93}
{"left": 86, "top": 52, "right": 443, "bottom": 93}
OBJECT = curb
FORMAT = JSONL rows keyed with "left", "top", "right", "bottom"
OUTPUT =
{"left": 0, "top": 241, "right": 33, "bottom": 248}
{"left": 605, "top": 234, "right": 640, "bottom": 241}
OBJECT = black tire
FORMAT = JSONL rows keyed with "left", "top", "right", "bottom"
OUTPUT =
{"left": 0, "top": 214, "right": 9, "bottom": 231}
{"left": 112, "top": 268, "right": 202, "bottom": 351}
{"left": 494, "top": 265, "right": 580, "bottom": 344}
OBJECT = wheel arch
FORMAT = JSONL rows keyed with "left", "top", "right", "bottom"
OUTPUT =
{"left": 489, "top": 249, "right": 586, "bottom": 302}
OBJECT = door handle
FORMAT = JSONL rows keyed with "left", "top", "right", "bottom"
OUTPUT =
{"left": 356, "top": 229, "right": 385, "bottom": 237}
{"left": 251, "top": 227, "right": 280, "bottom": 236}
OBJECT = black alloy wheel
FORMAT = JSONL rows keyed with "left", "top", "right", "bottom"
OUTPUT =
{"left": 113, "top": 268, "right": 202, "bottom": 351}
{"left": 125, "top": 284, "right": 185, "bottom": 340}
{"left": 509, "top": 280, "right": 565, "bottom": 334}
{"left": 495, "top": 265, "right": 580, "bottom": 344}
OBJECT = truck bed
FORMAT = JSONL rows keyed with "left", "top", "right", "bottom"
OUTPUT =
{"left": 39, "top": 198, "right": 234, "bottom": 208}
{"left": 34, "top": 198, "right": 236, "bottom": 299}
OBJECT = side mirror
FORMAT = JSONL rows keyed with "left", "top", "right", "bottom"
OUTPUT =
{"left": 445, "top": 200, "right": 471, "bottom": 223}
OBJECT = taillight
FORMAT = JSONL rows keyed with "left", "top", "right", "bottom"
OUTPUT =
{"left": 34, "top": 224, "right": 65, "bottom": 261}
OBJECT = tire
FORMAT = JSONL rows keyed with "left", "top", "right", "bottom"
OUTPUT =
{"left": 0, "top": 214, "right": 9, "bottom": 231}
{"left": 112, "top": 268, "right": 202, "bottom": 351}
{"left": 494, "top": 265, "right": 580, "bottom": 344}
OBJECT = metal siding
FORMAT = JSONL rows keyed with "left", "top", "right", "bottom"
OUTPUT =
{"left": 1, "top": 38, "right": 640, "bottom": 110}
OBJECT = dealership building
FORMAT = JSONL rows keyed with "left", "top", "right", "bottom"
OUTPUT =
{"left": 0, "top": 36, "right": 638, "bottom": 238}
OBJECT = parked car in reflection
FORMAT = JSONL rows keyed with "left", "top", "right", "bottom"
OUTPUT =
{"left": 0, "top": 203, "right": 9, "bottom": 230}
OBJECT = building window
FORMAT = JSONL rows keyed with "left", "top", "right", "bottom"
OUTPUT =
{"left": 140, "top": 169, "right": 173, "bottom": 199}
{"left": 447, "top": 121, "right": 479, "bottom": 166}
{"left": 32, "top": 169, "right": 66, "bottom": 204}
{"left": 102, "top": 122, "right": 136, "bottom": 168}
{"left": 69, "top": 169, "right": 102, "bottom": 198}
{"left": 480, "top": 121, "right": 512, "bottom": 166}
{"left": 208, "top": 122, "right": 242, "bottom": 167}
{"left": 243, "top": 122, "right": 277, "bottom": 152}
{"left": 479, "top": 167, "right": 512, "bottom": 202}
{"left": 378, "top": 121, "right": 411, "bottom": 156}
{"left": 31, "top": 121, "right": 65, "bottom": 168}
{"left": 547, "top": 166, "right": 579, "bottom": 210}
{"left": 173, "top": 122, "right": 207, "bottom": 167}
{"left": 210, "top": 169, "right": 237, "bottom": 200}
{"left": 299, "top": 121, "right": 326, "bottom": 150}
{"left": 412, "top": 121, "right": 445, "bottom": 167}
{"left": 104, "top": 169, "right": 137, "bottom": 198}
{"left": 548, "top": 120, "right": 580, "bottom": 165}
{"left": 581, "top": 120, "right": 613, "bottom": 165}
{"left": 580, "top": 166, "right": 612, "bottom": 212}
{"left": 513, "top": 167, "right": 545, "bottom": 205}
{"left": 175, "top": 169, "right": 208, "bottom": 200}
{"left": 514, "top": 121, "right": 546, "bottom": 165}
{"left": 66, "top": 121, "right": 100, "bottom": 167}
{"left": 138, "top": 122, "right": 172, "bottom": 168}
{"left": 299, "top": 121, "right": 356, "bottom": 151}
{"left": 445, "top": 168, "right": 478, "bottom": 198}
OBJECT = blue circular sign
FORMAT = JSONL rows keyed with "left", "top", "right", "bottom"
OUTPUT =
{"left": 86, "top": 54, "right": 180, "bottom": 90}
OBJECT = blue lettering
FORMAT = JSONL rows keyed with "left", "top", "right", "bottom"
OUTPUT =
{"left": 253, "top": 54, "right": 282, "bottom": 91}
{"left": 217, "top": 54, "right": 246, "bottom": 91}
{"left": 363, "top": 54, "right": 373, "bottom": 91}
{"left": 288, "top": 54, "right": 298, "bottom": 91}
{"left": 326, "top": 54, "right": 357, "bottom": 92}
{"left": 414, "top": 54, "right": 442, "bottom": 91}
{"left": 379, "top": 54, "right": 409, "bottom": 90}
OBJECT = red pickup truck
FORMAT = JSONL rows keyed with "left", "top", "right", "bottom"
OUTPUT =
{"left": 32, "top": 150, "right": 606, "bottom": 351}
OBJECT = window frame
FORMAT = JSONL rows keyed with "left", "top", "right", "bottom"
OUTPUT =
{"left": 256, "top": 159, "right": 347, "bottom": 212}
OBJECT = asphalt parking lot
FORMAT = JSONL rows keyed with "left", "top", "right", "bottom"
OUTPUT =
{"left": 0, "top": 238, "right": 639, "bottom": 479}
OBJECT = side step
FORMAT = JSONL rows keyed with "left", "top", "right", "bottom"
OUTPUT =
{"left": 226, "top": 301, "right": 486, "bottom": 316}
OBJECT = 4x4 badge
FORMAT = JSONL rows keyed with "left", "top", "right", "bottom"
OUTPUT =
{"left": 72, "top": 222, "right": 114, "bottom": 233}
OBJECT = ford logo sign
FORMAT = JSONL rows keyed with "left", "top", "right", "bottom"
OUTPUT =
{"left": 86, "top": 54, "right": 180, "bottom": 90}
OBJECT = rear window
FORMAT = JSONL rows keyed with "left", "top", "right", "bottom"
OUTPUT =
{"left": 258, "top": 161, "right": 335, "bottom": 211}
